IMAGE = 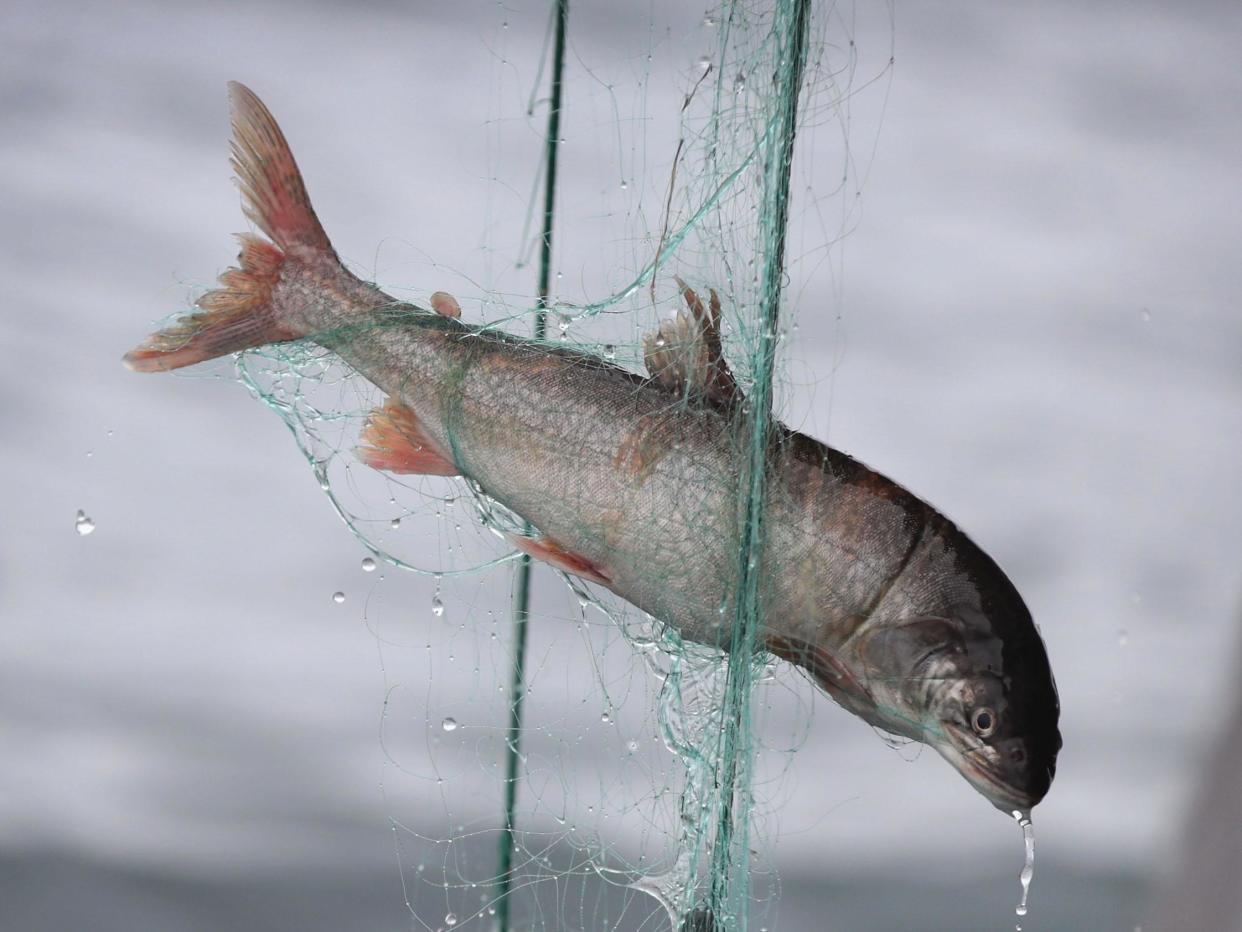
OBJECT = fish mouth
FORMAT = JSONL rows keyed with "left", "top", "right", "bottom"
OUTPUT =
{"left": 937, "top": 725, "right": 1041, "bottom": 814}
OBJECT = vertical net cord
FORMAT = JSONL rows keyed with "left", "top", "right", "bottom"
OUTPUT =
{"left": 700, "top": 0, "right": 813, "bottom": 927}
{"left": 495, "top": 2, "right": 568, "bottom": 929}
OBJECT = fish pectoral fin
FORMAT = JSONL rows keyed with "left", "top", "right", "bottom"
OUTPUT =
{"left": 764, "top": 634, "right": 871, "bottom": 710}
{"left": 508, "top": 534, "right": 611, "bottom": 586}
{"left": 642, "top": 279, "right": 741, "bottom": 410}
{"left": 356, "top": 400, "right": 459, "bottom": 476}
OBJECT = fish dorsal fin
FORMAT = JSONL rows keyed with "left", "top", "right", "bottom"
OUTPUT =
{"left": 643, "top": 279, "right": 741, "bottom": 410}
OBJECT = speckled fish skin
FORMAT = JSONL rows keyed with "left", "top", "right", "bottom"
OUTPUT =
{"left": 124, "top": 83, "right": 1061, "bottom": 815}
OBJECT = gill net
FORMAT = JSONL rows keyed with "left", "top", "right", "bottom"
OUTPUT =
{"left": 233, "top": 1, "right": 891, "bottom": 928}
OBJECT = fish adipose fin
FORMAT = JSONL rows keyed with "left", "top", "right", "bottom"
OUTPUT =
{"left": 430, "top": 292, "right": 462, "bottom": 319}
{"left": 357, "top": 400, "right": 459, "bottom": 476}
{"left": 642, "top": 279, "right": 740, "bottom": 409}
{"left": 124, "top": 81, "right": 336, "bottom": 372}
{"left": 507, "top": 534, "right": 611, "bottom": 586}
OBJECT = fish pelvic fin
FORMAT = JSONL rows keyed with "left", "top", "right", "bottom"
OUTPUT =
{"left": 507, "top": 534, "right": 612, "bottom": 587}
{"left": 124, "top": 82, "right": 336, "bottom": 372}
{"left": 356, "top": 400, "right": 459, "bottom": 476}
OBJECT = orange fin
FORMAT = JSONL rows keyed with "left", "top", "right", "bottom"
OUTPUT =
{"left": 227, "top": 81, "right": 333, "bottom": 253}
{"left": 123, "top": 234, "right": 295, "bottom": 372}
{"left": 124, "top": 83, "right": 337, "bottom": 372}
{"left": 356, "top": 400, "right": 458, "bottom": 476}
{"left": 508, "top": 534, "right": 611, "bottom": 586}
{"left": 430, "top": 291, "right": 461, "bottom": 318}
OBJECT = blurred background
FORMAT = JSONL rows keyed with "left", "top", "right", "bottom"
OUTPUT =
{"left": 2, "top": 0, "right": 1240, "bottom": 929}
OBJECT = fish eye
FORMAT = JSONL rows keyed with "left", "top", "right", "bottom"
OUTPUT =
{"left": 971, "top": 707, "right": 997, "bottom": 738}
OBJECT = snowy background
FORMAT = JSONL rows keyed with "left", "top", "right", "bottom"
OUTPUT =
{"left": 2, "top": 0, "right": 1240, "bottom": 929}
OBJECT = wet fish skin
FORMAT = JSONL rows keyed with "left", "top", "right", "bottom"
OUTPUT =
{"left": 124, "top": 83, "right": 1060, "bottom": 814}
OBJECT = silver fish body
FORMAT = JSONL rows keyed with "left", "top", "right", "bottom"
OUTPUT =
{"left": 125, "top": 82, "right": 1060, "bottom": 814}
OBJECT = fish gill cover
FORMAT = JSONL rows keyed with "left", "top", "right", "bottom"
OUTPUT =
{"left": 168, "top": 2, "right": 899, "bottom": 928}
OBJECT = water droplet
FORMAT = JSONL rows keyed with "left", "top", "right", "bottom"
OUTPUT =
{"left": 702, "top": 14, "right": 716, "bottom": 26}
{"left": 1140, "top": 307, "right": 1152, "bottom": 322}
{"left": 734, "top": 74, "right": 747, "bottom": 94}
{"left": 696, "top": 55, "right": 711, "bottom": 71}
{"left": 1118, "top": 627, "right": 1129, "bottom": 647}
{"left": 603, "top": 344, "right": 616, "bottom": 361}
{"left": 74, "top": 510, "right": 95, "bottom": 536}
{"left": 601, "top": 711, "right": 612, "bottom": 724}
{"left": 332, "top": 591, "right": 345, "bottom": 604}
{"left": 432, "top": 594, "right": 445, "bottom": 617}
{"left": 444, "top": 912, "right": 458, "bottom": 927}
{"left": 627, "top": 740, "right": 639, "bottom": 752}
{"left": 85, "top": 450, "right": 93, "bottom": 459}
{"left": 441, "top": 717, "right": 458, "bottom": 732}
{"left": 390, "top": 517, "right": 401, "bottom": 530}
{"left": 619, "top": 180, "right": 628, "bottom": 191}
{"left": 361, "top": 557, "right": 376, "bottom": 572}
{"left": 1012, "top": 810, "right": 1035, "bottom": 925}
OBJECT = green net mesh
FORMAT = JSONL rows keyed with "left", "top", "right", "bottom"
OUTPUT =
{"left": 223, "top": 2, "right": 891, "bottom": 928}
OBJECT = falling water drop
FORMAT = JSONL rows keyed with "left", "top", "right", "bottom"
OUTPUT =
{"left": 695, "top": 55, "right": 712, "bottom": 71}
{"left": 390, "top": 517, "right": 401, "bottom": 530}
{"left": 1012, "top": 810, "right": 1035, "bottom": 928}
{"left": 74, "top": 510, "right": 95, "bottom": 536}
{"left": 361, "top": 556, "right": 376, "bottom": 572}
{"left": 432, "top": 594, "right": 445, "bottom": 617}
{"left": 332, "top": 591, "right": 346, "bottom": 604}
{"left": 441, "top": 717, "right": 458, "bottom": 733}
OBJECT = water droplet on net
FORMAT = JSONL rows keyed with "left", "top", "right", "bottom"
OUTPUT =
{"left": 601, "top": 711, "right": 612, "bottom": 724}
{"left": 361, "top": 556, "right": 376, "bottom": 572}
{"left": 332, "top": 591, "right": 346, "bottom": 604}
{"left": 444, "top": 912, "right": 458, "bottom": 927}
{"left": 441, "top": 717, "right": 458, "bottom": 733}
{"left": 696, "top": 55, "right": 712, "bottom": 71}
{"left": 74, "top": 510, "right": 95, "bottom": 536}
{"left": 390, "top": 517, "right": 401, "bottom": 530}
{"left": 432, "top": 594, "right": 445, "bottom": 617}
{"left": 603, "top": 344, "right": 616, "bottom": 361}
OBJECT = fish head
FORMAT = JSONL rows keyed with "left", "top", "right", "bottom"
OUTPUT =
{"left": 853, "top": 524, "right": 1062, "bottom": 813}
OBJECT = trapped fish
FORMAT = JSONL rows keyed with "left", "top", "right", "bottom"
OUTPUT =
{"left": 125, "top": 83, "right": 1060, "bottom": 814}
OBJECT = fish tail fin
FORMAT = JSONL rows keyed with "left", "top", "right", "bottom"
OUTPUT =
{"left": 124, "top": 81, "right": 336, "bottom": 373}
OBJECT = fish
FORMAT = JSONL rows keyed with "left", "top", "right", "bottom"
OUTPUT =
{"left": 124, "top": 83, "right": 1061, "bottom": 814}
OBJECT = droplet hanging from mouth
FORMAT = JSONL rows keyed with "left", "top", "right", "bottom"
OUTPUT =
{"left": 1012, "top": 809, "right": 1035, "bottom": 929}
